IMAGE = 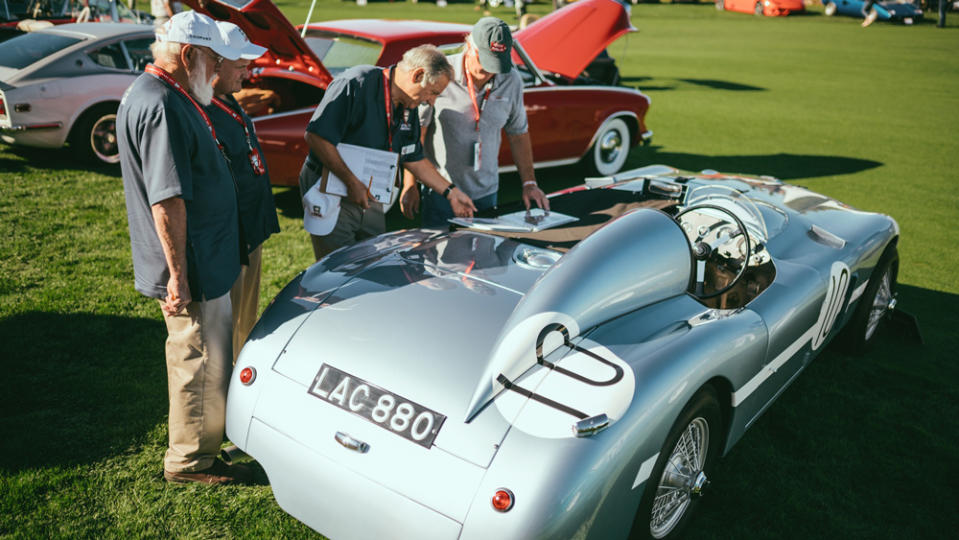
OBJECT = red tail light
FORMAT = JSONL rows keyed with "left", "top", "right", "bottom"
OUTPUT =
{"left": 239, "top": 366, "right": 256, "bottom": 385}
{"left": 0, "top": 98, "right": 6, "bottom": 117}
{"left": 491, "top": 488, "right": 514, "bottom": 512}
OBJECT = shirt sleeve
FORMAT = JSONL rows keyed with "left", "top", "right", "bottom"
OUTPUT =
{"left": 502, "top": 71, "right": 529, "bottom": 136}
{"left": 305, "top": 76, "right": 354, "bottom": 147}
{"left": 141, "top": 101, "right": 193, "bottom": 204}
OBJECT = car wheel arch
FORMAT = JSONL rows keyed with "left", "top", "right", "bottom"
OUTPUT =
{"left": 69, "top": 101, "right": 121, "bottom": 164}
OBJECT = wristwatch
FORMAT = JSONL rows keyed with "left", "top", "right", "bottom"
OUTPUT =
{"left": 442, "top": 184, "right": 455, "bottom": 198}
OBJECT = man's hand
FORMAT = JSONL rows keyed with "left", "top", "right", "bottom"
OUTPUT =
{"left": 522, "top": 181, "right": 550, "bottom": 213}
{"left": 346, "top": 176, "right": 373, "bottom": 209}
{"left": 400, "top": 182, "right": 420, "bottom": 219}
{"left": 448, "top": 187, "right": 477, "bottom": 218}
{"left": 161, "top": 275, "right": 191, "bottom": 316}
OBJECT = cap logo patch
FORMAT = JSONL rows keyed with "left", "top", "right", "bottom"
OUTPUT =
{"left": 489, "top": 41, "right": 507, "bottom": 53}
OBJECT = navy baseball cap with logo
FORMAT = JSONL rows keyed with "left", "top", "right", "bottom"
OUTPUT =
{"left": 470, "top": 17, "right": 513, "bottom": 74}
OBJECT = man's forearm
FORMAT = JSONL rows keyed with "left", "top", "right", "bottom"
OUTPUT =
{"left": 151, "top": 197, "right": 187, "bottom": 282}
{"left": 404, "top": 159, "right": 452, "bottom": 193}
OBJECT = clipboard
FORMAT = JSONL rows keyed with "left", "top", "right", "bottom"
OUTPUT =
{"left": 316, "top": 143, "right": 400, "bottom": 206}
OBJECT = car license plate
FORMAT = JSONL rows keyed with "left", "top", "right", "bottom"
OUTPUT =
{"left": 308, "top": 364, "right": 446, "bottom": 449}
{"left": 904, "top": 17, "right": 913, "bottom": 24}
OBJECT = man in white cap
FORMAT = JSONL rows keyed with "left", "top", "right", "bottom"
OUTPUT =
{"left": 116, "top": 11, "right": 254, "bottom": 485}
{"left": 204, "top": 22, "right": 279, "bottom": 364}
{"left": 401, "top": 17, "right": 548, "bottom": 227}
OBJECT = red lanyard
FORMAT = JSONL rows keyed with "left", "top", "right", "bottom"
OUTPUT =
{"left": 211, "top": 97, "right": 255, "bottom": 151}
{"left": 464, "top": 57, "right": 493, "bottom": 133}
{"left": 145, "top": 64, "right": 221, "bottom": 150}
{"left": 382, "top": 66, "right": 394, "bottom": 151}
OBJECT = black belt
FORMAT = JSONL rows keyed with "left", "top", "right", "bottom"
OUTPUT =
{"left": 305, "top": 157, "right": 323, "bottom": 175}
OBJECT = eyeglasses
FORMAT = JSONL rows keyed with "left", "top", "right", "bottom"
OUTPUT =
{"left": 193, "top": 46, "right": 223, "bottom": 69}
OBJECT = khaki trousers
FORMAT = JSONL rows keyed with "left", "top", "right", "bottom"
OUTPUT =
{"left": 230, "top": 245, "right": 262, "bottom": 364}
{"left": 160, "top": 292, "right": 233, "bottom": 473}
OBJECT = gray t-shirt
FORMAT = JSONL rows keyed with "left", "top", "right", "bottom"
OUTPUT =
{"left": 118, "top": 71, "right": 241, "bottom": 300}
{"left": 419, "top": 52, "right": 528, "bottom": 200}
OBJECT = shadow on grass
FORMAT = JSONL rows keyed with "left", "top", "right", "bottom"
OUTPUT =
{"left": 619, "top": 77, "right": 764, "bottom": 92}
{"left": 635, "top": 148, "right": 882, "bottom": 180}
{"left": 0, "top": 311, "right": 167, "bottom": 473}
{"left": 0, "top": 145, "right": 122, "bottom": 177}
{"left": 677, "top": 78, "right": 765, "bottom": 91}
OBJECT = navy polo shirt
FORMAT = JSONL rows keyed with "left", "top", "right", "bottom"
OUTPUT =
{"left": 118, "top": 71, "right": 241, "bottom": 301}
{"left": 305, "top": 65, "right": 423, "bottom": 166}
{"left": 206, "top": 95, "right": 279, "bottom": 254}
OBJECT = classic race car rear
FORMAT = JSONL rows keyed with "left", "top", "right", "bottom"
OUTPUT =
{"left": 225, "top": 165, "right": 901, "bottom": 539}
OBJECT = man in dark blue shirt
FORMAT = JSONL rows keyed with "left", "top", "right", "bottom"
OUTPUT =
{"left": 205, "top": 21, "right": 280, "bottom": 363}
{"left": 298, "top": 44, "right": 476, "bottom": 260}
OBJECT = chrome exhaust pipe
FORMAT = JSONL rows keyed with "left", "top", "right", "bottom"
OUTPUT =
{"left": 220, "top": 444, "right": 249, "bottom": 465}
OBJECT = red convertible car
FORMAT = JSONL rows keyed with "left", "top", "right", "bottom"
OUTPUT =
{"left": 189, "top": 0, "right": 653, "bottom": 186}
{"left": 716, "top": 0, "right": 805, "bottom": 16}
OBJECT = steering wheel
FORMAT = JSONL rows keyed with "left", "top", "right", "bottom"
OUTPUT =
{"left": 675, "top": 204, "right": 752, "bottom": 299}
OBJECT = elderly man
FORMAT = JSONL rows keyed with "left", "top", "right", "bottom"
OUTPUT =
{"left": 205, "top": 22, "right": 280, "bottom": 362}
{"left": 401, "top": 17, "right": 549, "bottom": 227}
{"left": 117, "top": 11, "right": 250, "bottom": 485}
{"left": 299, "top": 44, "right": 476, "bottom": 261}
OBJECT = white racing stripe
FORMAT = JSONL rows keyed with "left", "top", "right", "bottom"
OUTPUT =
{"left": 731, "top": 326, "right": 816, "bottom": 407}
{"left": 847, "top": 281, "right": 869, "bottom": 311}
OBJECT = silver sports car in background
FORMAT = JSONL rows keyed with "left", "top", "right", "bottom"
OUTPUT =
{"left": 0, "top": 22, "right": 153, "bottom": 164}
{"left": 226, "top": 165, "right": 901, "bottom": 539}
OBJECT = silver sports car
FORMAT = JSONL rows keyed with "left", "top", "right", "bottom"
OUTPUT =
{"left": 0, "top": 22, "right": 153, "bottom": 164}
{"left": 226, "top": 165, "right": 901, "bottom": 539}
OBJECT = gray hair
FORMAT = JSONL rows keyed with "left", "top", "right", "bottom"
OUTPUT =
{"left": 149, "top": 39, "right": 183, "bottom": 65}
{"left": 398, "top": 44, "right": 453, "bottom": 87}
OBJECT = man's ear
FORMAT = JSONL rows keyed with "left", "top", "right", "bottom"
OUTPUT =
{"left": 179, "top": 44, "right": 195, "bottom": 71}
{"left": 411, "top": 68, "right": 425, "bottom": 85}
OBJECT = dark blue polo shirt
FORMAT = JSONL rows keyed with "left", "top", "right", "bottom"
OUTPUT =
{"left": 118, "top": 71, "right": 241, "bottom": 301}
{"left": 305, "top": 65, "right": 423, "bottom": 166}
{"left": 206, "top": 95, "right": 279, "bottom": 253}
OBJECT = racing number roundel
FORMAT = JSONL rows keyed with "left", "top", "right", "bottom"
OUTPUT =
{"left": 811, "top": 261, "right": 851, "bottom": 350}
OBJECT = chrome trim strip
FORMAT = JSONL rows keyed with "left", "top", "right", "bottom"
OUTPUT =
{"left": 497, "top": 157, "right": 579, "bottom": 173}
{"left": 632, "top": 452, "right": 660, "bottom": 489}
{"left": 731, "top": 326, "right": 816, "bottom": 407}
{"left": 523, "top": 86, "right": 650, "bottom": 101}
{"left": 251, "top": 106, "right": 319, "bottom": 123}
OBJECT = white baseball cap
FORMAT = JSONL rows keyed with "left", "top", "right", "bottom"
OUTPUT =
{"left": 303, "top": 187, "right": 341, "bottom": 236}
{"left": 157, "top": 11, "right": 244, "bottom": 61}
{"left": 216, "top": 21, "right": 267, "bottom": 61}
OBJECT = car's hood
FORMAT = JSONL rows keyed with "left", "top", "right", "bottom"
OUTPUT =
{"left": 514, "top": 0, "right": 635, "bottom": 80}
{"left": 184, "top": 0, "right": 331, "bottom": 85}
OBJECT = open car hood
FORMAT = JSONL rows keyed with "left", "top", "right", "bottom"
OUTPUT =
{"left": 514, "top": 0, "right": 635, "bottom": 80}
{"left": 184, "top": 0, "right": 331, "bottom": 85}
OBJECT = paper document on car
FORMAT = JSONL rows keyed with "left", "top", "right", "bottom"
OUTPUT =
{"left": 319, "top": 143, "right": 399, "bottom": 204}
{"left": 449, "top": 209, "right": 578, "bottom": 232}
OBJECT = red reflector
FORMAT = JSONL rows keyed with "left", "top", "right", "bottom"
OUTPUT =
{"left": 239, "top": 367, "right": 256, "bottom": 385}
{"left": 0, "top": 99, "right": 6, "bottom": 116}
{"left": 491, "top": 488, "right": 514, "bottom": 512}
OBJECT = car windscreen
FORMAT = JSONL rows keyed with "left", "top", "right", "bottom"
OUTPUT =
{"left": 303, "top": 31, "right": 382, "bottom": 77}
{"left": 0, "top": 32, "right": 82, "bottom": 69}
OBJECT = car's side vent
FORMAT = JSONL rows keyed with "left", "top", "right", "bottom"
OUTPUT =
{"left": 808, "top": 225, "right": 846, "bottom": 249}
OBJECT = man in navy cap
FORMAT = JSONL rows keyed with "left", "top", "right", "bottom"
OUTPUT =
{"left": 401, "top": 17, "right": 549, "bottom": 227}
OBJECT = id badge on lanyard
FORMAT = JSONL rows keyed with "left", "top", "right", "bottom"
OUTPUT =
{"left": 212, "top": 96, "right": 266, "bottom": 176}
{"left": 473, "top": 141, "right": 481, "bottom": 172}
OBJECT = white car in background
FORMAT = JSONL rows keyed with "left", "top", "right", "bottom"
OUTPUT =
{"left": 0, "top": 22, "right": 153, "bottom": 164}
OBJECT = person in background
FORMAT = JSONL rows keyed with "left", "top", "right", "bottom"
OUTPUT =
{"left": 117, "top": 11, "right": 250, "bottom": 485}
{"left": 151, "top": 0, "right": 181, "bottom": 27}
{"left": 299, "top": 44, "right": 475, "bottom": 261}
{"left": 861, "top": 0, "right": 879, "bottom": 26}
{"left": 205, "top": 21, "right": 280, "bottom": 363}
{"left": 401, "top": 17, "right": 548, "bottom": 228}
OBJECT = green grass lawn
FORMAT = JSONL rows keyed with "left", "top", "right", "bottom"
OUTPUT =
{"left": 2, "top": 1, "right": 958, "bottom": 538}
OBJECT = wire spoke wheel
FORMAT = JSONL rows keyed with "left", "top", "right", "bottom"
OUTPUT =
{"left": 865, "top": 268, "right": 893, "bottom": 341}
{"left": 650, "top": 417, "right": 710, "bottom": 538}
